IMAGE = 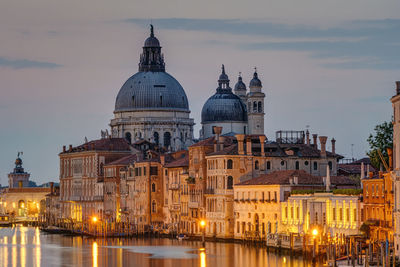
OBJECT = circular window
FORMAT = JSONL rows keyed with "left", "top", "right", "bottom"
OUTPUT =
{"left": 280, "top": 161, "right": 285, "bottom": 166}
{"left": 305, "top": 161, "right": 309, "bottom": 166}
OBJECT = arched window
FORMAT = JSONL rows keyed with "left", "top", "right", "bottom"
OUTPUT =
{"left": 152, "top": 201, "right": 156, "bottom": 213}
{"left": 295, "top": 161, "right": 299, "bottom": 170}
{"left": 164, "top": 132, "right": 171, "bottom": 148}
{"left": 227, "top": 159, "right": 233, "bottom": 169}
{"left": 125, "top": 132, "right": 132, "bottom": 144}
{"left": 258, "top": 101, "right": 262, "bottom": 112}
{"left": 227, "top": 176, "right": 233, "bottom": 189}
{"left": 313, "top": 162, "right": 318, "bottom": 170}
{"left": 255, "top": 160, "right": 259, "bottom": 170}
{"left": 253, "top": 101, "right": 257, "bottom": 112}
{"left": 280, "top": 161, "right": 285, "bottom": 166}
{"left": 152, "top": 183, "right": 156, "bottom": 192}
{"left": 153, "top": 132, "right": 159, "bottom": 145}
{"left": 328, "top": 161, "right": 333, "bottom": 170}
{"left": 267, "top": 161, "right": 271, "bottom": 170}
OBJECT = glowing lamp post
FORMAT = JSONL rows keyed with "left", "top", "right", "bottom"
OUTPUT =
{"left": 92, "top": 216, "right": 98, "bottom": 235}
{"left": 200, "top": 220, "right": 206, "bottom": 247}
{"left": 312, "top": 228, "right": 318, "bottom": 263}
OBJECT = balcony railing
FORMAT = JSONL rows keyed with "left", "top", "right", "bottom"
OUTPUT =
{"left": 169, "top": 183, "right": 180, "bottom": 190}
{"left": 93, "top": 196, "right": 104, "bottom": 201}
{"left": 188, "top": 202, "right": 199, "bottom": 209}
{"left": 204, "top": 188, "right": 215, "bottom": 194}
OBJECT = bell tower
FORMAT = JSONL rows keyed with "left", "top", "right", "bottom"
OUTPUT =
{"left": 8, "top": 152, "right": 30, "bottom": 188}
{"left": 247, "top": 68, "right": 265, "bottom": 135}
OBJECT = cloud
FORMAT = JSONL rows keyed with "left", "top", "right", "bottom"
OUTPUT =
{"left": 124, "top": 18, "right": 400, "bottom": 70}
{"left": 0, "top": 57, "right": 61, "bottom": 69}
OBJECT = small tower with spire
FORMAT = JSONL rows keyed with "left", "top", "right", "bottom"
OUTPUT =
{"left": 247, "top": 68, "right": 265, "bottom": 135}
{"left": 8, "top": 152, "right": 30, "bottom": 188}
{"left": 234, "top": 72, "right": 247, "bottom": 104}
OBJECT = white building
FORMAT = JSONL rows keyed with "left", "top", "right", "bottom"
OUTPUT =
{"left": 110, "top": 25, "right": 194, "bottom": 151}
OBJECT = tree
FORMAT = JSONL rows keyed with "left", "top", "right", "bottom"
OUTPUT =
{"left": 367, "top": 121, "right": 393, "bottom": 170}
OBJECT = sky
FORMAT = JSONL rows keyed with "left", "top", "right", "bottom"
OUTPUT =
{"left": 0, "top": 0, "right": 399, "bottom": 184}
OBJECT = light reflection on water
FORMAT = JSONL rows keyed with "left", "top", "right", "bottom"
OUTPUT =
{"left": 0, "top": 226, "right": 314, "bottom": 267}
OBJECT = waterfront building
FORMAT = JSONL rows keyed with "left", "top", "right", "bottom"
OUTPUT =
{"left": 59, "top": 138, "right": 133, "bottom": 223}
{"left": 1, "top": 155, "right": 50, "bottom": 218}
{"left": 45, "top": 183, "right": 60, "bottom": 225}
{"left": 234, "top": 170, "right": 358, "bottom": 240}
{"left": 392, "top": 81, "right": 400, "bottom": 257}
{"left": 362, "top": 170, "right": 394, "bottom": 242}
{"left": 282, "top": 192, "right": 363, "bottom": 238}
{"left": 110, "top": 25, "right": 194, "bottom": 151}
{"left": 202, "top": 129, "right": 342, "bottom": 239}
{"left": 162, "top": 152, "right": 190, "bottom": 233}
{"left": 200, "top": 66, "right": 265, "bottom": 139}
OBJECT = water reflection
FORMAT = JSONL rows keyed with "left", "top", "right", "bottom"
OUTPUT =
{"left": 93, "top": 241, "right": 98, "bottom": 267}
{"left": 0, "top": 227, "right": 314, "bottom": 267}
{"left": 199, "top": 251, "right": 206, "bottom": 267}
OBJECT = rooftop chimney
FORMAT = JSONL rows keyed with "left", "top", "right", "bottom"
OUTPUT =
{"left": 160, "top": 154, "right": 165, "bottom": 166}
{"left": 331, "top": 138, "right": 336, "bottom": 154}
{"left": 50, "top": 182, "right": 54, "bottom": 194}
{"left": 319, "top": 136, "right": 328, "bottom": 158}
{"left": 246, "top": 136, "right": 252, "bottom": 155}
{"left": 312, "top": 134, "right": 318, "bottom": 149}
{"left": 259, "top": 135, "right": 266, "bottom": 156}
{"left": 396, "top": 81, "right": 400, "bottom": 95}
{"left": 69, "top": 144, "right": 73, "bottom": 152}
{"left": 236, "top": 134, "right": 245, "bottom": 155}
{"left": 306, "top": 130, "right": 310, "bottom": 146}
{"left": 213, "top": 126, "right": 223, "bottom": 152}
{"left": 63, "top": 145, "right": 66, "bottom": 153}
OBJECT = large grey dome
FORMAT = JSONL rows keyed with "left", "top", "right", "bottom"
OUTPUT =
{"left": 114, "top": 25, "right": 189, "bottom": 113}
{"left": 201, "top": 65, "right": 247, "bottom": 123}
{"left": 115, "top": 71, "right": 189, "bottom": 112}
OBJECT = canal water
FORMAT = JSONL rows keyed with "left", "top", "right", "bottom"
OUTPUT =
{"left": 0, "top": 226, "right": 314, "bottom": 267}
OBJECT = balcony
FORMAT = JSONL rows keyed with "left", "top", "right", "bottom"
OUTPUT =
{"left": 169, "top": 183, "right": 180, "bottom": 190}
{"left": 204, "top": 188, "right": 215, "bottom": 195}
{"left": 170, "top": 204, "right": 181, "bottom": 211}
{"left": 70, "top": 196, "right": 81, "bottom": 201}
{"left": 188, "top": 202, "right": 199, "bottom": 209}
{"left": 93, "top": 196, "right": 104, "bottom": 201}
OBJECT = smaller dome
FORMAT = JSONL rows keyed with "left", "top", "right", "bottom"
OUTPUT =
{"left": 234, "top": 75, "right": 246, "bottom": 91}
{"left": 250, "top": 71, "right": 262, "bottom": 87}
{"left": 144, "top": 36, "right": 160, "bottom": 47}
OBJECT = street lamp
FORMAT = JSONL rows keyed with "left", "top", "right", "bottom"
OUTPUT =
{"left": 200, "top": 220, "right": 206, "bottom": 247}
{"left": 312, "top": 228, "right": 319, "bottom": 264}
{"left": 92, "top": 216, "right": 98, "bottom": 236}
{"left": 312, "top": 228, "right": 318, "bottom": 237}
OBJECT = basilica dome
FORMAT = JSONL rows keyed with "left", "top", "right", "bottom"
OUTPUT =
{"left": 114, "top": 25, "right": 189, "bottom": 113}
{"left": 115, "top": 72, "right": 189, "bottom": 112}
{"left": 201, "top": 65, "right": 248, "bottom": 123}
